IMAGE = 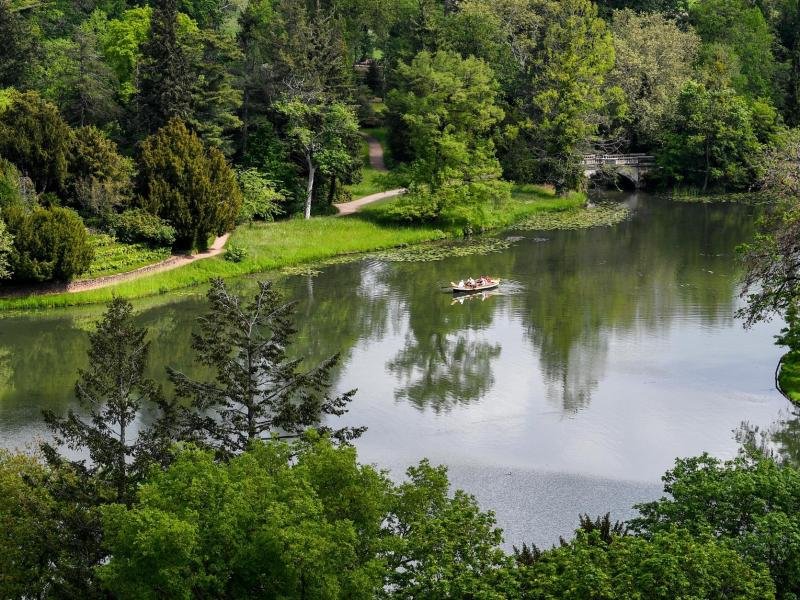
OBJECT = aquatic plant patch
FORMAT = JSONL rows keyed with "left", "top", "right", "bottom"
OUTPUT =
{"left": 512, "top": 204, "right": 630, "bottom": 231}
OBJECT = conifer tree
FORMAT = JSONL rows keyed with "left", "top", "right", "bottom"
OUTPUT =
{"left": 168, "top": 279, "right": 364, "bottom": 458}
{"left": 135, "top": 0, "right": 191, "bottom": 135}
{"left": 0, "top": 0, "right": 35, "bottom": 87}
{"left": 42, "top": 298, "right": 166, "bottom": 506}
{"left": 136, "top": 118, "right": 241, "bottom": 250}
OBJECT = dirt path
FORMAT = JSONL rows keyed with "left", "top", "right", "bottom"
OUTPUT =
{"left": 0, "top": 233, "right": 231, "bottom": 297}
{"left": 335, "top": 188, "right": 407, "bottom": 216}
{"left": 335, "top": 135, "right": 405, "bottom": 215}
{"left": 66, "top": 233, "right": 231, "bottom": 293}
{"left": 366, "top": 135, "right": 388, "bottom": 172}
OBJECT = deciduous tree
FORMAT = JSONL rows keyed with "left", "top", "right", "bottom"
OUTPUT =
{"left": 275, "top": 99, "right": 359, "bottom": 219}
{"left": 607, "top": 9, "right": 700, "bottom": 147}
{"left": 386, "top": 50, "right": 510, "bottom": 226}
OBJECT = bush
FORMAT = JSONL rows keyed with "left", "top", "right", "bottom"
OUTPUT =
{"left": 109, "top": 209, "right": 176, "bottom": 247}
{"left": 223, "top": 244, "right": 247, "bottom": 262}
{"left": 236, "top": 168, "right": 283, "bottom": 224}
{"left": 4, "top": 206, "right": 94, "bottom": 282}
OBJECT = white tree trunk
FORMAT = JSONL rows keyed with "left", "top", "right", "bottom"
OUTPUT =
{"left": 305, "top": 155, "right": 315, "bottom": 220}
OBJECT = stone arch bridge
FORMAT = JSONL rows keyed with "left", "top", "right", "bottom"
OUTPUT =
{"left": 582, "top": 154, "right": 656, "bottom": 188}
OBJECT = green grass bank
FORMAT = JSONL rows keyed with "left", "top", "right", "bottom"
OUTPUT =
{"left": 0, "top": 185, "right": 585, "bottom": 311}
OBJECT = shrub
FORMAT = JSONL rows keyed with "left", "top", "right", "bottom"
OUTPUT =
{"left": 4, "top": 206, "right": 94, "bottom": 282}
{"left": 236, "top": 168, "right": 283, "bottom": 224}
{"left": 109, "top": 209, "right": 176, "bottom": 247}
{"left": 137, "top": 118, "right": 242, "bottom": 250}
{"left": 223, "top": 243, "right": 247, "bottom": 262}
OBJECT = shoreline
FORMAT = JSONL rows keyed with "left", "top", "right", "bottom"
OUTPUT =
{"left": 0, "top": 188, "right": 590, "bottom": 311}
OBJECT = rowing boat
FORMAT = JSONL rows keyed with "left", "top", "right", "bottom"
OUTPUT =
{"left": 450, "top": 278, "right": 500, "bottom": 293}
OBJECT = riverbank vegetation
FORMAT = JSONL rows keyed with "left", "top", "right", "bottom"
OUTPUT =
{"left": 1, "top": 0, "right": 798, "bottom": 299}
{"left": 0, "top": 184, "right": 586, "bottom": 310}
{"left": 1, "top": 282, "right": 797, "bottom": 599}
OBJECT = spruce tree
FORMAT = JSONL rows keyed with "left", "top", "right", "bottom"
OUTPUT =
{"left": 42, "top": 298, "right": 167, "bottom": 506}
{"left": 135, "top": 0, "right": 191, "bottom": 135}
{"left": 168, "top": 279, "right": 364, "bottom": 458}
{"left": 0, "top": 0, "right": 35, "bottom": 87}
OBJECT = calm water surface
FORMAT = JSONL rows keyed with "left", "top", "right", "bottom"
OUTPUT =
{"left": 0, "top": 193, "right": 795, "bottom": 548}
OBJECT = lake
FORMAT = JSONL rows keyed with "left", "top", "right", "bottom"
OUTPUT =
{"left": 0, "top": 192, "right": 794, "bottom": 549}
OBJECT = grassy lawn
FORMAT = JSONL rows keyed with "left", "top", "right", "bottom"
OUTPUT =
{"left": 0, "top": 184, "right": 587, "bottom": 311}
{"left": 81, "top": 234, "right": 171, "bottom": 280}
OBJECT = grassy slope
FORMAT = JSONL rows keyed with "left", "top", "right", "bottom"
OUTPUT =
{"left": 81, "top": 234, "right": 171, "bottom": 280}
{"left": 0, "top": 184, "right": 585, "bottom": 311}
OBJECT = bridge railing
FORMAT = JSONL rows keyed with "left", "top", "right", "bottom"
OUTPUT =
{"left": 582, "top": 154, "right": 656, "bottom": 167}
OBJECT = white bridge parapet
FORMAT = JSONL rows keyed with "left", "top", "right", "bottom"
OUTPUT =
{"left": 582, "top": 153, "right": 656, "bottom": 167}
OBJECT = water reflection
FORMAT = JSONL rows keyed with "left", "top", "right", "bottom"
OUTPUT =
{"left": 0, "top": 195, "right": 789, "bottom": 484}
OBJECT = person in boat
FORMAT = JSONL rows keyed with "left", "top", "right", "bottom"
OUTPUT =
{"left": 457, "top": 279, "right": 465, "bottom": 288}
{"left": 466, "top": 277, "right": 476, "bottom": 287}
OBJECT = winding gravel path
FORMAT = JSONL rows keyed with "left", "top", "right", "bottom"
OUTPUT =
{"left": 335, "top": 135, "right": 405, "bottom": 216}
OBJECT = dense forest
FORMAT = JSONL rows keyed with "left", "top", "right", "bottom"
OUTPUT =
{"left": 1, "top": 0, "right": 799, "bottom": 285}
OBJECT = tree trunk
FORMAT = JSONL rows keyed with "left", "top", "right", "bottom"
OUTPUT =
{"left": 305, "top": 155, "right": 315, "bottom": 220}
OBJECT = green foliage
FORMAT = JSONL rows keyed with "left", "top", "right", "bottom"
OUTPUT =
{"left": 100, "top": 7, "right": 151, "bottom": 99}
{"left": 496, "top": 0, "right": 618, "bottom": 192}
{"left": 135, "top": 0, "right": 192, "bottom": 134}
{"left": 690, "top": 0, "right": 779, "bottom": 101}
{"left": 0, "top": 90, "right": 73, "bottom": 193}
{"left": 236, "top": 167, "right": 284, "bottom": 223}
{"left": 108, "top": 208, "right": 176, "bottom": 247}
{"left": 167, "top": 279, "right": 361, "bottom": 457}
{"left": 0, "top": 157, "right": 23, "bottom": 208}
{"left": 386, "top": 50, "right": 510, "bottom": 229}
{"left": 99, "top": 436, "right": 510, "bottom": 599}
{"left": 630, "top": 452, "right": 800, "bottom": 597}
{"left": 776, "top": 302, "right": 800, "bottom": 402}
{"left": 0, "top": 214, "right": 12, "bottom": 279}
{"left": 83, "top": 233, "right": 171, "bottom": 278}
{"left": 275, "top": 99, "right": 361, "bottom": 219}
{"left": 608, "top": 9, "right": 700, "bottom": 146}
{"left": 42, "top": 298, "right": 167, "bottom": 505}
{"left": 4, "top": 205, "right": 93, "bottom": 282}
{"left": 0, "top": 0, "right": 36, "bottom": 87}
{"left": 183, "top": 27, "right": 242, "bottom": 154}
{"left": 136, "top": 118, "right": 241, "bottom": 250}
{"left": 223, "top": 243, "right": 246, "bottom": 262}
{"left": 68, "top": 125, "right": 133, "bottom": 214}
{"left": 658, "top": 80, "right": 763, "bottom": 191}
{"left": 516, "top": 528, "right": 775, "bottom": 599}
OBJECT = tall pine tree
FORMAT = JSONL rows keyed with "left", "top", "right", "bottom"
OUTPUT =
{"left": 42, "top": 298, "right": 167, "bottom": 506}
{"left": 135, "top": 0, "right": 191, "bottom": 135}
